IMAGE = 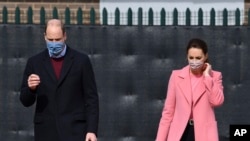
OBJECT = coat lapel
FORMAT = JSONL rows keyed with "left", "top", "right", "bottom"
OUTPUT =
{"left": 57, "top": 47, "right": 74, "bottom": 86}
{"left": 192, "top": 78, "right": 206, "bottom": 106}
{"left": 177, "top": 66, "right": 192, "bottom": 105}
{"left": 42, "top": 50, "right": 57, "bottom": 82}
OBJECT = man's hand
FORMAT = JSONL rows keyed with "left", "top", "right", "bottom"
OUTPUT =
{"left": 85, "top": 132, "right": 97, "bottom": 141}
{"left": 28, "top": 74, "right": 40, "bottom": 90}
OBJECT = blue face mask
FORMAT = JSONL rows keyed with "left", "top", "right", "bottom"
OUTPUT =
{"left": 46, "top": 41, "right": 65, "bottom": 57}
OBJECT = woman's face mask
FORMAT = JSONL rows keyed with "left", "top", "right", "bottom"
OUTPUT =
{"left": 187, "top": 48, "right": 207, "bottom": 70}
{"left": 189, "top": 60, "right": 204, "bottom": 70}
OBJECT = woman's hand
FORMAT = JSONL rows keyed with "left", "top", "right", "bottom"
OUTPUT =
{"left": 203, "top": 63, "right": 212, "bottom": 76}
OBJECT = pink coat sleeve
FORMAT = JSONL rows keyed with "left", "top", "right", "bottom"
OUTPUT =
{"left": 204, "top": 71, "right": 224, "bottom": 107}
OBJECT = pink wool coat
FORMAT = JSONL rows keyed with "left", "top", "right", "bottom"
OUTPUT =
{"left": 156, "top": 65, "right": 224, "bottom": 141}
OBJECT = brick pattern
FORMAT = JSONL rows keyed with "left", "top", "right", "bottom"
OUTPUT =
{"left": 0, "top": 0, "right": 99, "bottom": 2}
{"left": 0, "top": 2, "right": 100, "bottom": 24}
{"left": 245, "top": 2, "right": 250, "bottom": 25}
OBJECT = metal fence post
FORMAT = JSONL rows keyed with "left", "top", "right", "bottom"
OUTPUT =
{"left": 115, "top": 8, "right": 120, "bottom": 26}
{"left": 248, "top": 8, "right": 250, "bottom": 26}
{"left": 138, "top": 8, "right": 143, "bottom": 26}
{"left": 128, "top": 8, "right": 133, "bottom": 26}
{"left": 173, "top": 8, "right": 178, "bottom": 26}
{"left": 235, "top": 8, "right": 240, "bottom": 26}
{"left": 53, "top": 7, "right": 58, "bottom": 19}
{"left": 223, "top": 8, "right": 228, "bottom": 26}
{"left": 2, "top": 6, "right": 8, "bottom": 24}
{"left": 160, "top": 8, "right": 166, "bottom": 26}
{"left": 186, "top": 8, "right": 191, "bottom": 26}
{"left": 210, "top": 8, "right": 215, "bottom": 26}
{"left": 77, "top": 7, "right": 83, "bottom": 25}
{"left": 40, "top": 7, "right": 45, "bottom": 25}
{"left": 27, "top": 6, "right": 33, "bottom": 24}
{"left": 148, "top": 8, "right": 153, "bottom": 26}
{"left": 15, "top": 7, "right": 20, "bottom": 24}
{"left": 198, "top": 8, "right": 203, "bottom": 26}
{"left": 90, "top": 7, "right": 95, "bottom": 25}
{"left": 65, "top": 7, "right": 70, "bottom": 25}
{"left": 102, "top": 8, "right": 108, "bottom": 25}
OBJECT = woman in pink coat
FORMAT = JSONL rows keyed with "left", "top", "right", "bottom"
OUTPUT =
{"left": 156, "top": 38, "right": 224, "bottom": 141}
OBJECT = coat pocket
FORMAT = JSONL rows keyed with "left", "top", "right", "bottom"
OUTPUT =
{"left": 71, "top": 113, "right": 87, "bottom": 135}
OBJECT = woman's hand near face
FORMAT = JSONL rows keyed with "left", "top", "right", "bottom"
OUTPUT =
{"left": 203, "top": 63, "right": 212, "bottom": 76}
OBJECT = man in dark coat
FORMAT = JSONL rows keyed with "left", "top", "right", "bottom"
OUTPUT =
{"left": 20, "top": 19, "right": 99, "bottom": 141}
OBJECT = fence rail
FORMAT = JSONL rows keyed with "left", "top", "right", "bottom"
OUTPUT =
{"left": 0, "top": 6, "right": 248, "bottom": 26}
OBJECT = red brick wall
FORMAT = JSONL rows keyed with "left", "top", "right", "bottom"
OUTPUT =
{"left": 0, "top": 0, "right": 99, "bottom": 2}
{"left": 0, "top": 2, "right": 100, "bottom": 24}
{"left": 245, "top": 0, "right": 250, "bottom": 25}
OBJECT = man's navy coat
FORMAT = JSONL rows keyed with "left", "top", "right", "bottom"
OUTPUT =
{"left": 20, "top": 46, "right": 99, "bottom": 141}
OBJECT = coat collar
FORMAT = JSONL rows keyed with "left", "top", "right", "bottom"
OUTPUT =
{"left": 177, "top": 65, "right": 206, "bottom": 106}
{"left": 42, "top": 46, "right": 74, "bottom": 86}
